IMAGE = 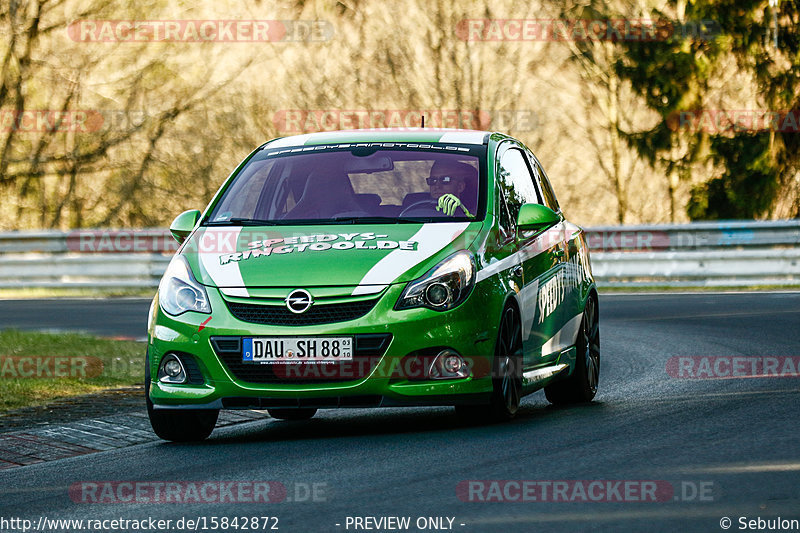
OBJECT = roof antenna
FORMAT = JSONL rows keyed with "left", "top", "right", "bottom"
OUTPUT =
{"left": 421, "top": 115, "right": 425, "bottom": 128}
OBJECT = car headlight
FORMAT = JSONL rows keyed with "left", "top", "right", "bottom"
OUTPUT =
{"left": 395, "top": 250, "right": 476, "bottom": 311}
{"left": 158, "top": 255, "right": 211, "bottom": 316}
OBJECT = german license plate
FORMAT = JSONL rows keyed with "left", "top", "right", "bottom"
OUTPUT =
{"left": 242, "top": 337, "right": 353, "bottom": 364}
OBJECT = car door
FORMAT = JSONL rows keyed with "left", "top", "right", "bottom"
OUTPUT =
{"left": 495, "top": 142, "right": 566, "bottom": 370}
{"left": 525, "top": 150, "right": 584, "bottom": 363}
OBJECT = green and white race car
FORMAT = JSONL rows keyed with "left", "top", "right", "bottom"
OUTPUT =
{"left": 146, "top": 128, "right": 600, "bottom": 441}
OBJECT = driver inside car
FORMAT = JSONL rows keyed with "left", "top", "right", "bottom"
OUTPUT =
{"left": 426, "top": 161, "right": 475, "bottom": 217}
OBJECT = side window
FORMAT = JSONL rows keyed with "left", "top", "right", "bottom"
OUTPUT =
{"left": 528, "top": 153, "right": 560, "bottom": 212}
{"left": 496, "top": 189, "right": 514, "bottom": 239}
{"left": 497, "top": 147, "right": 541, "bottom": 225}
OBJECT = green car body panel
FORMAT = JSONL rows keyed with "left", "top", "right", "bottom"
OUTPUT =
{"left": 147, "top": 129, "right": 597, "bottom": 412}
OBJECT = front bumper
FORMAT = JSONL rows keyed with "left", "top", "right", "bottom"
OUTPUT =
{"left": 147, "top": 283, "right": 498, "bottom": 409}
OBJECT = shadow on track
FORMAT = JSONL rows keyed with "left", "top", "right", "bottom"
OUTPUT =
{"left": 154, "top": 398, "right": 609, "bottom": 447}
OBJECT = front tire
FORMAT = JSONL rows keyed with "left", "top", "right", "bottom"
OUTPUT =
{"left": 145, "top": 350, "right": 219, "bottom": 442}
{"left": 456, "top": 304, "right": 523, "bottom": 421}
{"left": 544, "top": 296, "right": 600, "bottom": 405}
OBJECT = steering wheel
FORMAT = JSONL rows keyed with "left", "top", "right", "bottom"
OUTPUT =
{"left": 399, "top": 198, "right": 469, "bottom": 217}
{"left": 328, "top": 209, "right": 373, "bottom": 218}
{"left": 398, "top": 199, "right": 440, "bottom": 217}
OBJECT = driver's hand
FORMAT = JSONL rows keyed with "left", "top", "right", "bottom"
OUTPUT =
{"left": 436, "top": 193, "right": 472, "bottom": 217}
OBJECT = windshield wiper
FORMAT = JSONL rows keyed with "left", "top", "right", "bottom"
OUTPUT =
{"left": 329, "top": 216, "right": 433, "bottom": 224}
{"left": 205, "top": 218, "right": 281, "bottom": 226}
{"left": 206, "top": 216, "right": 441, "bottom": 226}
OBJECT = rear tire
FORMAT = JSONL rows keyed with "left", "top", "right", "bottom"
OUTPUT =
{"left": 267, "top": 408, "right": 317, "bottom": 420}
{"left": 145, "top": 350, "right": 219, "bottom": 442}
{"left": 544, "top": 296, "right": 600, "bottom": 405}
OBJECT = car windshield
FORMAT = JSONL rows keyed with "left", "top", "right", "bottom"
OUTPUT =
{"left": 206, "top": 143, "right": 485, "bottom": 224}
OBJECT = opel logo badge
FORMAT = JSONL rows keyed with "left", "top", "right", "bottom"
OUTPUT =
{"left": 285, "top": 289, "right": 314, "bottom": 314}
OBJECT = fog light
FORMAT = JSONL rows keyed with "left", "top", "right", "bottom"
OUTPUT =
{"left": 428, "top": 349, "right": 470, "bottom": 379}
{"left": 443, "top": 354, "right": 463, "bottom": 374}
{"left": 158, "top": 354, "right": 187, "bottom": 384}
{"left": 164, "top": 359, "right": 183, "bottom": 377}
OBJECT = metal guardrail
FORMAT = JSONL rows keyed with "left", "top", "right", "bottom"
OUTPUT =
{"left": 0, "top": 254, "right": 170, "bottom": 289}
{"left": 594, "top": 248, "right": 800, "bottom": 287}
{"left": 0, "top": 229, "right": 177, "bottom": 254}
{"left": 0, "top": 220, "right": 797, "bottom": 289}
{"left": 585, "top": 219, "right": 800, "bottom": 251}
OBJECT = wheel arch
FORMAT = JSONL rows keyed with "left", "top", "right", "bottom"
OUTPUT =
{"left": 482, "top": 288, "right": 523, "bottom": 357}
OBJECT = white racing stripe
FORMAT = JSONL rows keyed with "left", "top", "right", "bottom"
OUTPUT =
{"left": 349, "top": 284, "right": 387, "bottom": 295}
{"left": 475, "top": 226, "right": 563, "bottom": 340}
{"left": 352, "top": 222, "right": 470, "bottom": 295}
{"left": 519, "top": 279, "right": 539, "bottom": 341}
{"left": 219, "top": 287, "right": 249, "bottom": 297}
{"left": 438, "top": 131, "right": 487, "bottom": 144}
{"left": 541, "top": 312, "right": 583, "bottom": 356}
{"left": 476, "top": 254, "right": 517, "bottom": 282}
{"left": 198, "top": 227, "right": 249, "bottom": 297}
{"left": 476, "top": 223, "right": 564, "bottom": 283}
{"left": 266, "top": 134, "right": 314, "bottom": 148}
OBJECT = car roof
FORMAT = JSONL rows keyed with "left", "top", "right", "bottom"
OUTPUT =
{"left": 263, "top": 128, "right": 493, "bottom": 149}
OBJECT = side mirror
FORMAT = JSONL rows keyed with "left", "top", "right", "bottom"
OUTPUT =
{"left": 516, "top": 203, "right": 560, "bottom": 232}
{"left": 169, "top": 209, "right": 201, "bottom": 244}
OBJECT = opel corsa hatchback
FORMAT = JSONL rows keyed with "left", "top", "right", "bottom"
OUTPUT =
{"left": 147, "top": 129, "right": 600, "bottom": 441}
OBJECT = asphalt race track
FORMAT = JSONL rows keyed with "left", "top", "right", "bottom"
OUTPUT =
{"left": 0, "top": 292, "right": 798, "bottom": 532}
{"left": 0, "top": 298, "right": 151, "bottom": 339}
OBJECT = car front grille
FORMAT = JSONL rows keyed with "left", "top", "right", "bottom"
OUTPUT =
{"left": 210, "top": 334, "right": 392, "bottom": 384}
{"left": 224, "top": 298, "right": 379, "bottom": 326}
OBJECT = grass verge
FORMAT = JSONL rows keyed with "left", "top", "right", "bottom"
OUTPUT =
{"left": 0, "top": 329, "right": 145, "bottom": 412}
